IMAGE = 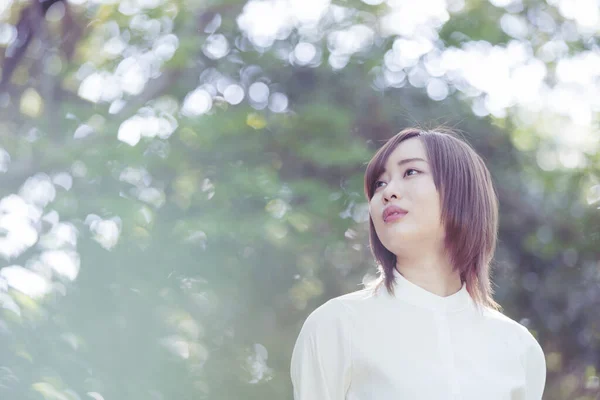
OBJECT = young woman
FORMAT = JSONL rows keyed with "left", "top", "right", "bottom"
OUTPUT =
{"left": 290, "top": 127, "right": 546, "bottom": 399}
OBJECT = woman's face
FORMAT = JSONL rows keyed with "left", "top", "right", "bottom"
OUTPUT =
{"left": 368, "top": 138, "right": 445, "bottom": 255}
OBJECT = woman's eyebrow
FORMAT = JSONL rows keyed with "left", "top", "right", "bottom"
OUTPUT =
{"left": 397, "top": 157, "right": 427, "bottom": 166}
{"left": 380, "top": 157, "right": 427, "bottom": 173}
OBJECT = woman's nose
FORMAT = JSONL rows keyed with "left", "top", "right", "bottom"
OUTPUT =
{"left": 382, "top": 183, "right": 400, "bottom": 203}
{"left": 383, "top": 193, "right": 397, "bottom": 203}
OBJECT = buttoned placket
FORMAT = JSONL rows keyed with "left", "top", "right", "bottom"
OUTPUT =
{"left": 389, "top": 268, "right": 471, "bottom": 398}
{"left": 434, "top": 306, "right": 462, "bottom": 400}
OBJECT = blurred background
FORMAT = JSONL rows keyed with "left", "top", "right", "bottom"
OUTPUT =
{"left": 0, "top": 0, "right": 599, "bottom": 399}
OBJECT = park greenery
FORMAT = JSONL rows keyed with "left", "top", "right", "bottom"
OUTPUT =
{"left": 0, "top": 0, "right": 599, "bottom": 399}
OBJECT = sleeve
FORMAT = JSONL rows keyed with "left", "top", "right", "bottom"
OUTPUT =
{"left": 521, "top": 330, "right": 547, "bottom": 400}
{"left": 290, "top": 299, "right": 353, "bottom": 400}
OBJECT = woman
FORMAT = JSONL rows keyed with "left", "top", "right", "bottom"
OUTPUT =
{"left": 290, "top": 127, "right": 546, "bottom": 399}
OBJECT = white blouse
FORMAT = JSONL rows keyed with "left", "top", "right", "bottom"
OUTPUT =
{"left": 290, "top": 268, "right": 546, "bottom": 400}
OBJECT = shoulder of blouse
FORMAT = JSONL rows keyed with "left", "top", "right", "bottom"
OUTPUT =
{"left": 297, "top": 286, "right": 388, "bottom": 348}
{"left": 298, "top": 297, "right": 355, "bottom": 366}
{"left": 480, "top": 308, "right": 545, "bottom": 365}
{"left": 301, "top": 295, "right": 357, "bottom": 332}
{"left": 514, "top": 321, "right": 545, "bottom": 370}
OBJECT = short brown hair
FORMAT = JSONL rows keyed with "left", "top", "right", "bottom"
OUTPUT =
{"left": 363, "top": 127, "right": 501, "bottom": 311}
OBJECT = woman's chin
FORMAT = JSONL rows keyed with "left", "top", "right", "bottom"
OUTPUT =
{"left": 384, "top": 229, "right": 423, "bottom": 245}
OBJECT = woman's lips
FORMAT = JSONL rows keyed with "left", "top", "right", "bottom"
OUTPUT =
{"left": 384, "top": 211, "right": 407, "bottom": 223}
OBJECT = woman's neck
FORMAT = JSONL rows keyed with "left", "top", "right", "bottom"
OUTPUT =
{"left": 394, "top": 255, "right": 462, "bottom": 297}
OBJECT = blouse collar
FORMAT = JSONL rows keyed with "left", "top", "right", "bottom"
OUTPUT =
{"left": 387, "top": 267, "right": 473, "bottom": 313}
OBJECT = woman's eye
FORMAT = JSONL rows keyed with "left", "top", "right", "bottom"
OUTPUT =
{"left": 404, "top": 168, "right": 419, "bottom": 177}
{"left": 374, "top": 180, "right": 386, "bottom": 189}
{"left": 374, "top": 170, "right": 418, "bottom": 190}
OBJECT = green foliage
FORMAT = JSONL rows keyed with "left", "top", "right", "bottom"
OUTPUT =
{"left": 0, "top": 0, "right": 599, "bottom": 399}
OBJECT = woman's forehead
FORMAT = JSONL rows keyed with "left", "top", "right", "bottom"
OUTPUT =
{"left": 383, "top": 139, "right": 428, "bottom": 168}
